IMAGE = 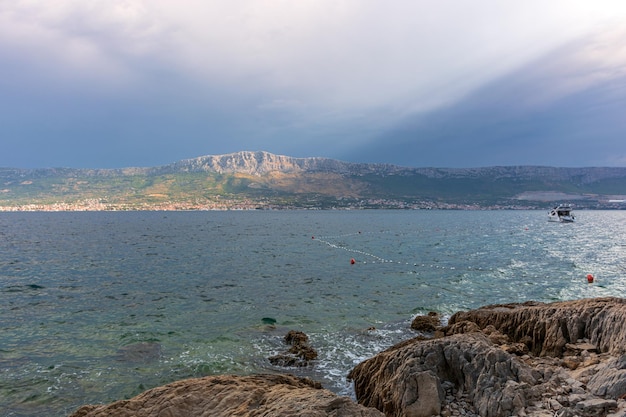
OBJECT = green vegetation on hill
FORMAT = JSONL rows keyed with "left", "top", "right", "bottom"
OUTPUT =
{"left": 1, "top": 153, "right": 625, "bottom": 210}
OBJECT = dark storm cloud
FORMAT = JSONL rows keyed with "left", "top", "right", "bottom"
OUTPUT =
{"left": 1, "top": 1, "right": 625, "bottom": 168}
{"left": 344, "top": 29, "right": 626, "bottom": 167}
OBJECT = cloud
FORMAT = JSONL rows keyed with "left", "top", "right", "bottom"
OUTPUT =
{"left": 4, "top": 1, "right": 623, "bottom": 104}
{"left": 0, "top": 2, "right": 138, "bottom": 90}
{"left": 346, "top": 25, "right": 626, "bottom": 167}
{"left": 1, "top": 1, "right": 626, "bottom": 168}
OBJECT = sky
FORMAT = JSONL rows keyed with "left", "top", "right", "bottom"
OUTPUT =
{"left": 1, "top": 1, "right": 626, "bottom": 169}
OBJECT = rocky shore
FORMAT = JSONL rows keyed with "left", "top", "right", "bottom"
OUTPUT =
{"left": 70, "top": 297, "right": 626, "bottom": 417}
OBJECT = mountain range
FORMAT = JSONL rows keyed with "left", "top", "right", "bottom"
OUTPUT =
{"left": 1, "top": 151, "right": 625, "bottom": 210}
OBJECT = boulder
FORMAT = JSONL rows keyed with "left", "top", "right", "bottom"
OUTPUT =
{"left": 587, "top": 355, "right": 626, "bottom": 398}
{"left": 70, "top": 374, "right": 385, "bottom": 417}
{"left": 410, "top": 312, "right": 441, "bottom": 333}
{"left": 348, "top": 332, "right": 536, "bottom": 417}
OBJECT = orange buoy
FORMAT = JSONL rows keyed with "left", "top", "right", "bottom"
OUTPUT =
{"left": 586, "top": 274, "right": 594, "bottom": 283}
{"left": 350, "top": 258, "right": 356, "bottom": 265}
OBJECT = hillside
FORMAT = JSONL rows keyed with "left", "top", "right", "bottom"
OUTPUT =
{"left": 1, "top": 151, "right": 625, "bottom": 210}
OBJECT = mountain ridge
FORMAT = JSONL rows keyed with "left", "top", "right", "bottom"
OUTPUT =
{"left": 170, "top": 151, "right": 626, "bottom": 181}
{"left": 1, "top": 151, "right": 625, "bottom": 210}
{"left": 3, "top": 150, "right": 626, "bottom": 179}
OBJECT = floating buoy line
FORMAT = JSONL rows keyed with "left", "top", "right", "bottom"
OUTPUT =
{"left": 312, "top": 231, "right": 469, "bottom": 271}
{"left": 312, "top": 231, "right": 602, "bottom": 284}
{"left": 312, "top": 231, "right": 596, "bottom": 284}
{"left": 312, "top": 232, "right": 403, "bottom": 264}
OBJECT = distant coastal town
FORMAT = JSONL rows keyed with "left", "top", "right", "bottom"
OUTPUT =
{"left": 0, "top": 197, "right": 621, "bottom": 212}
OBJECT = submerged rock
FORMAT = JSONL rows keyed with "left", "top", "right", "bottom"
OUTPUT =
{"left": 269, "top": 330, "right": 318, "bottom": 367}
{"left": 69, "top": 374, "right": 384, "bottom": 417}
{"left": 115, "top": 342, "right": 162, "bottom": 363}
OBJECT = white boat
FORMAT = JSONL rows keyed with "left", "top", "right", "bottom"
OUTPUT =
{"left": 548, "top": 205, "right": 575, "bottom": 222}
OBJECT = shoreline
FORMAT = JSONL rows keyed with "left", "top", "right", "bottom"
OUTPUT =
{"left": 70, "top": 297, "right": 626, "bottom": 417}
{"left": 2, "top": 204, "right": 626, "bottom": 211}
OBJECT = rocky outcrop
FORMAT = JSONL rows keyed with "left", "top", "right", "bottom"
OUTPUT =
{"left": 349, "top": 297, "right": 626, "bottom": 417}
{"left": 70, "top": 374, "right": 384, "bottom": 417}
{"left": 172, "top": 151, "right": 402, "bottom": 176}
{"left": 446, "top": 297, "right": 626, "bottom": 357}
{"left": 349, "top": 332, "right": 537, "bottom": 417}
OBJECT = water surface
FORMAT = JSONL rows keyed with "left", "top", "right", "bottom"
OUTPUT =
{"left": 1, "top": 210, "right": 625, "bottom": 416}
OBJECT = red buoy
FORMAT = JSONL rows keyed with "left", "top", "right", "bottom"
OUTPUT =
{"left": 587, "top": 274, "right": 594, "bottom": 283}
{"left": 350, "top": 258, "right": 356, "bottom": 265}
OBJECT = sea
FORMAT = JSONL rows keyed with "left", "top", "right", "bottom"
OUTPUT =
{"left": 1, "top": 210, "right": 625, "bottom": 416}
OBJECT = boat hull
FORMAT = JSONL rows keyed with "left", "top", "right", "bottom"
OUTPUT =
{"left": 548, "top": 216, "right": 574, "bottom": 223}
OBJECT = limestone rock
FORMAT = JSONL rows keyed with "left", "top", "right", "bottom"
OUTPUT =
{"left": 587, "top": 355, "right": 626, "bottom": 398}
{"left": 69, "top": 374, "right": 384, "bottom": 417}
{"left": 348, "top": 332, "right": 536, "bottom": 417}
{"left": 576, "top": 398, "right": 618, "bottom": 415}
{"left": 349, "top": 297, "right": 626, "bottom": 417}
{"left": 446, "top": 297, "right": 626, "bottom": 357}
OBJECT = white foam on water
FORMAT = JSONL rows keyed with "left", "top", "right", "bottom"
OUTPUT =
{"left": 250, "top": 320, "right": 418, "bottom": 398}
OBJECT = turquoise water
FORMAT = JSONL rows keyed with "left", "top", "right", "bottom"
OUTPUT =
{"left": 1, "top": 210, "right": 625, "bottom": 416}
